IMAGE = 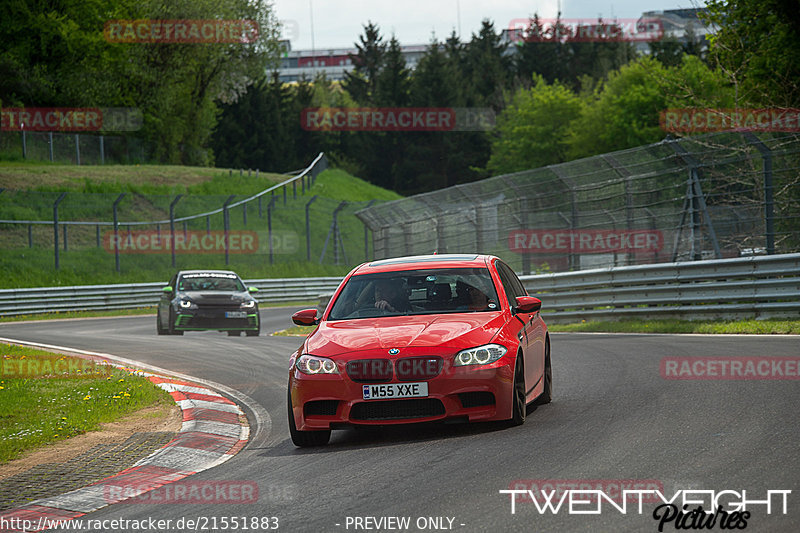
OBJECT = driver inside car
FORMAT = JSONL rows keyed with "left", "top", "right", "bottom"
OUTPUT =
{"left": 372, "top": 279, "right": 411, "bottom": 313}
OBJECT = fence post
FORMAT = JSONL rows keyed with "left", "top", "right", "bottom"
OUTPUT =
{"left": 113, "top": 193, "right": 126, "bottom": 273}
{"left": 169, "top": 194, "right": 183, "bottom": 268}
{"left": 267, "top": 196, "right": 276, "bottom": 265}
{"left": 667, "top": 139, "right": 721, "bottom": 260}
{"left": 49, "top": 132, "right": 54, "bottom": 162}
{"left": 96, "top": 224, "right": 100, "bottom": 247}
{"left": 22, "top": 129, "right": 27, "bottom": 159}
{"left": 223, "top": 195, "right": 235, "bottom": 266}
{"left": 53, "top": 192, "right": 67, "bottom": 270}
{"left": 99, "top": 136, "right": 105, "bottom": 165}
{"left": 743, "top": 133, "right": 775, "bottom": 254}
{"left": 305, "top": 195, "right": 318, "bottom": 261}
{"left": 75, "top": 134, "right": 81, "bottom": 165}
{"left": 363, "top": 200, "right": 376, "bottom": 260}
{"left": 243, "top": 202, "right": 247, "bottom": 226}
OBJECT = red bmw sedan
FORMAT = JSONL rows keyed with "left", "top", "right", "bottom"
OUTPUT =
{"left": 287, "top": 254, "right": 551, "bottom": 446}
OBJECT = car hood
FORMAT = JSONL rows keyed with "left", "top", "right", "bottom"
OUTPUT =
{"left": 305, "top": 313, "right": 507, "bottom": 357}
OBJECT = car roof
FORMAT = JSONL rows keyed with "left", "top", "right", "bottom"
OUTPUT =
{"left": 352, "top": 254, "right": 493, "bottom": 275}
{"left": 177, "top": 270, "right": 240, "bottom": 277}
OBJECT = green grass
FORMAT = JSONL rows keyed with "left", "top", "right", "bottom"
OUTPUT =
{"left": 0, "top": 165, "right": 401, "bottom": 289}
{"left": 0, "top": 343, "right": 173, "bottom": 463}
{"left": 272, "top": 325, "right": 316, "bottom": 337}
{"left": 0, "top": 162, "right": 285, "bottom": 193}
{"left": 547, "top": 319, "right": 800, "bottom": 334}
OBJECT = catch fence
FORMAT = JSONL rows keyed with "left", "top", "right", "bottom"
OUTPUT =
{"left": 356, "top": 132, "right": 800, "bottom": 274}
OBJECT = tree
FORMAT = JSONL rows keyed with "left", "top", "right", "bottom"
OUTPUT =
{"left": 566, "top": 55, "right": 736, "bottom": 160}
{"left": 0, "top": 0, "right": 282, "bottom": 165}
{"left": 342, "top": 21, "right": 386, "bottom": 105}
{"left": 487, "top": 76, "right": 583, "bottom": 174}
{"left": 703, "top": 0, "right": 800, "bottom": 106}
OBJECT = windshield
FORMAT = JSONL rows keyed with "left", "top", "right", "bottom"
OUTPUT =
{"left": 328, "top": 267, "right": 500, "bottom": 320}
{"left": 178, "top": 273, "right": 244, "bottom": 292}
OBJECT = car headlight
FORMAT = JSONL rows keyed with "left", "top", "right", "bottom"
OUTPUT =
{"left": 179, "top": 299, "right": 195, "bottom": 309}
{"left": 296, "top": 354, "right": 339, "bottom": 375}
{"left": 453, "top": 344, "right": 507, "bottom": 366}
{"left": 240, "top": 300, "right": 256, "bottom": 309}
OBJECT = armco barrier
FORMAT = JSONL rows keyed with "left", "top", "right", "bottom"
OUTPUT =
{"left": 1, "top": 254, "right": 798, "bottom": 321}
{"left": 0, "top": 277, "right": 343, "bottom": 317}
{"left": 521, "top": 253, "right": 800, "bottom": 323}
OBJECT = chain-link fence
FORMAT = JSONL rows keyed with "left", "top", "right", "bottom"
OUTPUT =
{"left": 0, "top": 131, "right": 154, "bottom": 165}
{"left": 356, "top": 132, "right": 800, "bottom": 274}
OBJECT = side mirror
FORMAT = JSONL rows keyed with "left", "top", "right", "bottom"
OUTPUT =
{"left": 248, "top": 286, "right": 259, "bottom": 293}
{"left": 292, "top": 308, "right": 318, "bottom": 326}
{"left": 162, "top": 286, "right": 173, "bottom": 294}
{"left": 514, "top": 296, "right": 542, "bottom": 314}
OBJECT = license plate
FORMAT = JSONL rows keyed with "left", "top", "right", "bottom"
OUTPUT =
{"left": 362, "top": 382, "right": 428, "bottom": 400}
{"left": 225, "top": 311, "right": 247, "bottom": 318}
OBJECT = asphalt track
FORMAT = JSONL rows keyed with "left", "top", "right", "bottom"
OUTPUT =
{"left": 1, "top": 309, "right": 798, "bottom": 533}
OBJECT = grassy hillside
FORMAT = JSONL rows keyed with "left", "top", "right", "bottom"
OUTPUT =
{"left": 0, "top": 164, "right": 401, "bottom": 289}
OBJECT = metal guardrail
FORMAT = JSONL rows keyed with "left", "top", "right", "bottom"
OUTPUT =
{"left": 520, "top": 253, "right": 800, "bottom": 323}
{"left": 0, "top": 277, "right": 343, "bottom": 317}
{"left": 1, "top": 254, "right": 798, "bottom": 321}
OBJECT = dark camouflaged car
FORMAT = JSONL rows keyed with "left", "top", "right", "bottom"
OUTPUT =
{"left": 157, "top": 270, "right": 260, "bottom": 336}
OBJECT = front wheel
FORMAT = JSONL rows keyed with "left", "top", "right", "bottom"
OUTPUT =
{"left": 287, "top": 388, "right": 330, "bottom": 447}
{"left": 156, "top": 310, "right": 167, "bottom": 335}
{"left": 509, "top": 352, "right": 526, "bottom": 426}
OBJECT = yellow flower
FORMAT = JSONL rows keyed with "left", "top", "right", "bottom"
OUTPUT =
{"left": 0, "top": 386, "right": 4, "bottom": 390}
{"left": 118, "top": 379, "right": 124, "bottom": 382}
{"left": 83, "top": 395, "right": 91, "bottom": 400}
{"left": 61, "top": 417, "right": 67, "bottom": 420}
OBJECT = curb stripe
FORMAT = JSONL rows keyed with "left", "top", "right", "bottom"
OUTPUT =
{"left": 0, "top": 341, "right": 251, "bottom": 532}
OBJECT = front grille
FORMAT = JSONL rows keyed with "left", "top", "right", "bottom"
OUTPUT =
{"left": 346, "top": 359, "right": 393, "bottom": 383}
{"left": 395, "top": 357, "right": 443, "bottom": 381}
{"left": 350, "top": 399, "right": 445, "bottom": 421}
{"left": 304, "top": 400, "right": 339, "bottom": 417}
{"left": 181, "top": 316, "right": 251, "bottom": 328}
{"left": 458, "top": 391, "right": 495, "bottom": 408}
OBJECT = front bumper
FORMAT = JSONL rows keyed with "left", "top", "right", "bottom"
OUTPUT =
{"left": 174, "top": 308, "right": 259, "bottom": 331}
{"left": 289, "top": 356, "right": 515, "bottom": 430}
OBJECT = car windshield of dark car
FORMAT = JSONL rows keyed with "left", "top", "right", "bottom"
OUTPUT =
{"left": 179, "top": 275, "right": 244, "bottom": 292}
{"left": 327, "top": 268, "right": 500, "bottom": 320}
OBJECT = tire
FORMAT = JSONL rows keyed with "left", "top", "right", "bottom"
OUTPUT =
{"left": 167, "top": 308, "right": 183, "bottom": 336}
{"left": 156, "top": 310, "right": 167, "bottom": 335}
{"left": 509, "top": 352, "right": 526, "bottom": 426}
{"left": 534, "top": 337, "right": 552, "bottom": 406}
{"left": 228, "top": 330, "right": 242, "bottom": 337}
{"left": 287, "top": 388, "right": 330, "bottom": 447}
{"left": 245, "top": 328, "right": 259, "bottom": 337}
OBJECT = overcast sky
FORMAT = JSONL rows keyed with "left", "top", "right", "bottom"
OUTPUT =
{"left": 272, "top": 0, "right": 707, "bottom": 50}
